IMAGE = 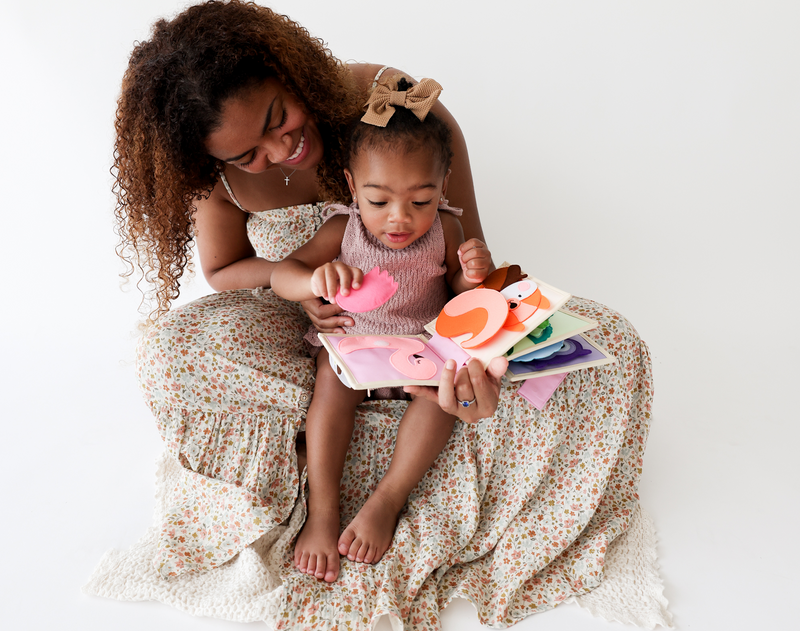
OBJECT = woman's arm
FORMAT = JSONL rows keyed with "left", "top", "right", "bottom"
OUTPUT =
{"left": 193, "top": 187, "right": 277, "bottom": 290}
{"left": 431, "top": 103, "right": 486, "bottom": 246}
{"left": 271, "top": 215, "right": 359, "bottom": 302}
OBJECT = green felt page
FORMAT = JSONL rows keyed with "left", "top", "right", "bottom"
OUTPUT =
{"left": 505, "top": 309, "right": 598, "bottom": 361}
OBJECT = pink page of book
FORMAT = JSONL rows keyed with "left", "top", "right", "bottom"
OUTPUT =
{"left": 325, "top": 334, "right": 448, "bottom": 387}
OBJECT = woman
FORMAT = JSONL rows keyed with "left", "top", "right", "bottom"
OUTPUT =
{"left": 116, "top": 0, "right": 652, "bottom": 626}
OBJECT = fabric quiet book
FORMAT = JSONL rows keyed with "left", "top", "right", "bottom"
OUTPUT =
{"left": 321, "top": 263, "right": 616, "bottom": 406}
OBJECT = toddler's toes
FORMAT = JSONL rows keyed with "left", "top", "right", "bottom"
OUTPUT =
{"left": 338, "top": 527, "right": 357, "bottom": 559}
{"left": 294, "top": 507, "right": 340, "bottom": 581}
{"left": 323, "top": 552, "right": 340, "bottom": 583}
{"left": 295, "top": 550, "right": 310, "bottom": 573}
{"left": 312, "top": 553, "right": 326, "bottom": 580}
{"left": 370, "top": 541, "right": 391, "bottom": 564}
{"left": 357, "top": 539, "right": 375, "bottom": 563}
{"left": 306, "top": 553, "right": 319, "bottom": 578}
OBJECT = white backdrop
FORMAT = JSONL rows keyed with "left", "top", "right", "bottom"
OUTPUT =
{"left": 1, "top": 1, "right": 798, "bottom": 630}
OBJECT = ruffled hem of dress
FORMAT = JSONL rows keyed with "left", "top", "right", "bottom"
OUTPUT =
{"left": 148, "top": 402, "right": 305, "bottom": 579}
{"left": 83, "top": 451, "right": 307, "bottom": 623}
{"left": 567, "top": 503, "right": 674, "bottom": 629}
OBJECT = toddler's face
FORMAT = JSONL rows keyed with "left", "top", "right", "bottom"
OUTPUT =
{"left": 345, "top": 148, "right": 450, "bottom": 250}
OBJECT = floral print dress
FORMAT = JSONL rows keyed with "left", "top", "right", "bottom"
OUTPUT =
{"left": 136, "top": 202, "right": 653, "bottom": 629}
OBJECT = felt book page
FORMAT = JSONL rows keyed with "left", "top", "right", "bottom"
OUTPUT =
{"left": 425, "top": 264, "right": 572, "bottom": 368}
{"left": 319, "top": 333, "right": 450, "bottom": 390}
{"left": 505, "top": 333, "right": 616, "bottom": 382}
{"left": 517, "top": 373, "right": 568, "bottom": 410}
{"left": 505, "top": 309, "right": 599, "bottom": 361}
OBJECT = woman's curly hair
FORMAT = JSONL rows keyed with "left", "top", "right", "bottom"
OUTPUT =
{"left": 114, "top": 0, "right": 365, "bottom": 318}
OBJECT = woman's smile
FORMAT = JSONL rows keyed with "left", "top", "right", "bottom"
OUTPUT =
{"left": 283, "top": 129, "right": 308, "bottom": 165}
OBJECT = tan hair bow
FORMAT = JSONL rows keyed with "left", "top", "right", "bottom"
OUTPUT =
{"left": 361, "top": 74, "right": 443, "bottom": 127}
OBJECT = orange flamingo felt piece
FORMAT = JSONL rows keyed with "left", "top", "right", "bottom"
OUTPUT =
{"left": 436, "top": 265, "right": 552, "bottom": 348}
{"left": 435, "top": 288, "right": 509, "bottom": 349}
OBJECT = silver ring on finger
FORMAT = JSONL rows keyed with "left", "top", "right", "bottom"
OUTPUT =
{"left": 456, "top": 397, "right": 476, "bottom": 408}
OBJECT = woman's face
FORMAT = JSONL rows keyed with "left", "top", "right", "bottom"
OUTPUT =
{"left": 205, "top": 78, "right": 324, "bottom": 174}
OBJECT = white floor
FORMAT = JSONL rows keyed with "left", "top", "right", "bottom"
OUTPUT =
{"left": 3, "top": 1, "right": 798, "bottom": 630}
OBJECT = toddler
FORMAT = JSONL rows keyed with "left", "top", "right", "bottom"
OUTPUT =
{"left": 271, "top": 75, "right": 491, "bottom": 582}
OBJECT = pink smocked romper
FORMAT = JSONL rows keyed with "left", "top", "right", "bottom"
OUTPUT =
{"left": 305, "top": 201, "right": 462, "bottom": 348}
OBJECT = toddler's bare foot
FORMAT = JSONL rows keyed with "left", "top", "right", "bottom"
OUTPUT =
{"left": 337, "top": 488, "right": 403, "bottom": 564}
{"left": 294, "top": 506, "right": 341, "bottom": 582}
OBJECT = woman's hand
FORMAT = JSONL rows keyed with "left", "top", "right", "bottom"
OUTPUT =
{"left": 458, "top": 238, "right": 492, "bottom": 285}
{"left": 301, "top": 298, "right": 354, "bottom": 334}
{"left": 404, "top": 356, "right": 508, "bottom": 423}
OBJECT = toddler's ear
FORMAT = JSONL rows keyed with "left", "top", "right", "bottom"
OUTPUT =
{"left": 344, "top": 169, "right": 357, "bottom": 199}
{"left": 441, "top": 168, "right": 451, "bottom": 198}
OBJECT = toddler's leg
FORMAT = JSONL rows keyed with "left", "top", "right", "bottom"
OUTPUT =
{"left": 295, "top": 349, "right": 365, "bottom": 582}
{"left": 338, "top": 396, "right": 456, "bottom": 564}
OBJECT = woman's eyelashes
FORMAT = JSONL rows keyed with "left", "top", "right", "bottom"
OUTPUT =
{"left": 237, "top": 110, "right": 288, "bottom": 168}
{"left": 269, "top": 109, "right": 288, "bottom": 132}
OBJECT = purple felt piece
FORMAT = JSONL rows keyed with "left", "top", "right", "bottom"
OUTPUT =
{"left": 507, "top": 336, "right": 605, "bottom": 376}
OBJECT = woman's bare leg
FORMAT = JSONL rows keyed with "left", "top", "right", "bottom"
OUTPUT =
{"left": 294, "top": 349, "right": 365, "bottom": 582}
{"left": 338, "top": 397, "right": 456, "bottom": 564}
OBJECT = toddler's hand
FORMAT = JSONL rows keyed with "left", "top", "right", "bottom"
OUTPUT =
{"left": 310, "top": 263, "right": 364, "bottom": 303}
{"left": 458, "top": 239, "right": 492, "bottom": 285}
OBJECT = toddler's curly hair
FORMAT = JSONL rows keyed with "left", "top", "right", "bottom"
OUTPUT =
{"left": 346, "top": 77, "right": 453, "bottom": 175}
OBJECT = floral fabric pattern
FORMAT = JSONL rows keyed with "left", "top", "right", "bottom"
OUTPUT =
{"left": 136, "top": 202, "right": 652, "bottom": 628}
{"left": 245, "top": 203, "right": 326, "bottom": 261}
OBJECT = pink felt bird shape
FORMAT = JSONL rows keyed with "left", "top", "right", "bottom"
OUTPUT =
{"left": 335, "top": 267, "right": 398, "bottom": 313}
